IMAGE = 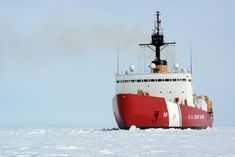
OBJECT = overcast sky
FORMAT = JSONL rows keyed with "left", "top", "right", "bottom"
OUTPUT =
{"left": 0, "top": 0, "right": 234, "bottom": 128}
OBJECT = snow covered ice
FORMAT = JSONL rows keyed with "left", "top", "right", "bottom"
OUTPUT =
{"left": 0, "top": 127, "right": 235, "bottom": 157}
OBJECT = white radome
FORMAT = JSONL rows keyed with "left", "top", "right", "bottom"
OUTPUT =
{"left": 174, "top": 63, "right": 180, "bottom": 69}
{"left": 129, "top": 65, "right": 135, "bottom": 72}
{"left": 174, "top": 63, "right": 180, "bottom": 71}
{"left": 150, "top": 63, "right": 156, "bottom": 69}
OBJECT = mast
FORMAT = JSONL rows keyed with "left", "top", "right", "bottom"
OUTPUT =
{"left": 139, "top": 11, "right": 175, "bottom": 73}
{"left": 152, "top": 11, "right": 164, "bottom": 62}
{"left": 117, "top": 44, "right": 120, "bottom": 74}
{"left": 190, "top": 40, "right": 193, "bottom": 75}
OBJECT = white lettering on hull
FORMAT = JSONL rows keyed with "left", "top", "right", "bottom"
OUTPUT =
{"left": 163, "top": 112, "right": 168, "bottom": 117}
{"left": 188, "top": 114, "right": 205, "bottom": 120}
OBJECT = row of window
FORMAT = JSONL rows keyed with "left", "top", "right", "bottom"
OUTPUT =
{"left": 116, "top": 78, "right": 191, "bottom": 83}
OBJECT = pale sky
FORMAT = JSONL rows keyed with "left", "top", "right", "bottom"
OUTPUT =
{"left": 0, "top": 0, "right": 234, "bottom": 128}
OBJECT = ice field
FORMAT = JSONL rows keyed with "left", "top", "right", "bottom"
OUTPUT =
{"left": 0, "top": 127, "right": 234, "bottom": 157}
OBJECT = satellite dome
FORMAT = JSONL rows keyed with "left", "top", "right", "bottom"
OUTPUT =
{"left": 129, "top": 65, "right": 135, "bottom": 72}
{"left": 150, "top": 63, "right": 156, "bottom": 69}
{"left": 174, "top": 63, "right": 180, "bottom": 69}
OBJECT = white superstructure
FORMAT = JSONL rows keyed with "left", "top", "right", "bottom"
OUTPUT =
{"left": 116, "top": 70, "right": 194, "bottom": 107}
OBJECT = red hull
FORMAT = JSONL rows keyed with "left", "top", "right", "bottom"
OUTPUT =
{"left": 113, "top": 94, "right": 213, "bottom": 129}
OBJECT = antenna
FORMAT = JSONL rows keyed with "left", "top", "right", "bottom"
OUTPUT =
{"left": 144, "top": 46, "right": 146, "bottom": 73}
{"left": 190, "top": 40, "right": 193, "bottom": 74}
{"left": 139, "top": 11, "right": 175, "bottom": 66}
{"left": 117, "top": 44, "right": 120, "bottom": 74}
{"left": 155, "top": 11, "right": 161, "bottom": 34}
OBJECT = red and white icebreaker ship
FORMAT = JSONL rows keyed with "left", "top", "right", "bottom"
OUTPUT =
{"left": 113, "top": 11, "right": 213, "bottom": 129}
